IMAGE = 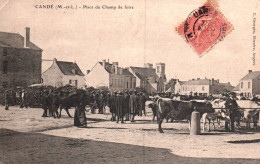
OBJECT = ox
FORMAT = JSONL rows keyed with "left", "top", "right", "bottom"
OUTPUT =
{"left": 156, "top": 98, "right": 213, "bottom": 133}
{"left": 236, "top": 100, "right": 259, "bottom": 130}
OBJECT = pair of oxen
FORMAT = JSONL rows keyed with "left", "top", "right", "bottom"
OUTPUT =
{"left": 149, "top": 97, "right": 259, "bottom": 133}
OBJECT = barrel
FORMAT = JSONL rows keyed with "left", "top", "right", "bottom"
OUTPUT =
{"left": 190, "top": 111, "right": 201, "bottom": 135}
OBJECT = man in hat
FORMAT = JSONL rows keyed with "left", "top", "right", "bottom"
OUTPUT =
{"left": 124, "top": 90, "right": 130, "bottom": 121}
{"left": 139, "top": 92, "right": 147, "bottom": 116}
{"left": 224, "top": 92, "right": 239, "bottom": 131}
{"left": 4, "top": 89, "right": 10, "bottom": 110}
{"left": 20, "top": 89, "right": 28, "bottom": 108}
{"left": 129, "top": 90, "right": 138, "bottom": 122}
{"left": 108, "top": 92, "right": 117, "bottom": 121}
{"left": 115, "top": 91, "right": 125, "bottom": 123}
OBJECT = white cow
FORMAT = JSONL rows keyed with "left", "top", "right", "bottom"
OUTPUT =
{"left": 202, "top": 99, "right": 227, "bottom": 131}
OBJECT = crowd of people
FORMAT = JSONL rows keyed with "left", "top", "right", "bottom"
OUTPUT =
{"left": 88, "top": 90, "right": 147, "bottom": 123}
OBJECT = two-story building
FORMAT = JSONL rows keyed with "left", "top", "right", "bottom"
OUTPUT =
{"left": 42, "top": 58, "right": 85, "bottom": 88}
{"left": 239, "top": 70, "right": 260, "bottom": 97}
{"left": 85, "top": 60, "right": 136, "bottom": 92}
{"left": 175, "top": 78, "right": 233, "bottom": 96}
{"left": 0, "top": 27, "right": 42, "bottom": 89}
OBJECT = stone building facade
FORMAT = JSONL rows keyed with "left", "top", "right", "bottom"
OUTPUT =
{"left": 0, "top": 27, "right": 42, "bottom": 89}
{"left": 175, "top": 78, "right": 233, "bottom": 96}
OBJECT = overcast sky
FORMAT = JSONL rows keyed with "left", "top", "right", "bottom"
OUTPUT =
{"left": 0, "top": 0, "right": 259, "bottom": 86}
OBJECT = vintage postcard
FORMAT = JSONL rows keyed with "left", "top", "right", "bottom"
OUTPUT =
{"left": 0, "top": 0, "right": 259, "bottom": 163}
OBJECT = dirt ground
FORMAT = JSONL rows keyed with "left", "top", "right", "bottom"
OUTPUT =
{"left": 1, "top": 104, "right": 260, "bottom": 163}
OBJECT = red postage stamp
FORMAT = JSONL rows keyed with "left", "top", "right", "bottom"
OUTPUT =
{"left": 177, "top": 1, "right": 233, "bottom": 56}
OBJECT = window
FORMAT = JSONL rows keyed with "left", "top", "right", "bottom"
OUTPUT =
{"left": 75, "top": 80, "right": 78, "bottom": 86}
{"left": 241, "top": 82, "right": 243, "bottom": 89}
{"left": 202, "top": 86, "right": 205, "bottom": 91}
{"left": 69, "top": 80, "right": 72, "bottom": 84}
{"left": 157, "top": 66, "right": 160, "bottom": 73}
{"left": 75, "top": 70, "right": 78, "bottom": 75}
{"left": 3, "top": 48, "right": 7, "bottom": 56}
{"left": 161, "top": 66, "right": 165, "bottom": 73}
{"left": 248, "top": 82, "right": 250, "bottom": 89}
{"left": 3, "top": 61, "right": 8, "bottom": 74}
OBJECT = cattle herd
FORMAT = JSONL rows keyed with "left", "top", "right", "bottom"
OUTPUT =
{"left": 1, "top": 86, "right": 260, "bottom": 133}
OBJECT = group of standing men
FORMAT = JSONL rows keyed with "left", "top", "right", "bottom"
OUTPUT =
{"left": 107, "top": 90, "right": 147, "bottom": 123}
{"left": 3, "top": 89, "right": 29, "bottom": 110}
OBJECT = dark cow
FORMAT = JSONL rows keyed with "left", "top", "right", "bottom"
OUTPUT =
{"left": 156, "top": 98, "right": 214, "bottom": 133}
{"left": 148, "top": 102, "right": 157, "bottom": 121}
{"left": 57, "top": 88, "right": 91, "bottom": 118}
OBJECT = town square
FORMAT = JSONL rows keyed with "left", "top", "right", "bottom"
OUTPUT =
{"left": 0, "top": 0, "right": 260, "bottom": 163}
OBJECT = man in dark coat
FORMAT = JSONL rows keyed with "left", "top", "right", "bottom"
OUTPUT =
{"left": 89, "top": 92, "right": 95, "bottom": 114}
{"left": 108, "top": 92, "right": 117, "bottom": 121}
{"left": 139, "top": 92, "right": 147, "bottom": 116}
{"left": 115, "top": 92, "right": 125, "bottom": 123}
{"left": 124, "top": 91, "right": 130, "bottom": 121}
{"left": 224, "top": 93, "right": 239, "bottom": 132}
{"left": 4, "top": 89, "right": 10, "bottom": 110}
{"left": 98, "top": 92, "right": 104, "bottom": 114}
{"left": 129, "top": 91, "right": 138, "bottom": 122}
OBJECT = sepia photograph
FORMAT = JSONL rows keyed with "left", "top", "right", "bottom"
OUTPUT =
{"left": 0, "top": 0, "right": 260, "bottom": 163}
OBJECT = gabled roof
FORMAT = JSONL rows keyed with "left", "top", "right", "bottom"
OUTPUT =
{"left": 98, "top": 62, "right": 134, "bottom": 77}
{"left": 130, "top": 66, "right": 159, "bottom": 81}
{"left": 0, "top": 32, "right": 42, "bottom": 50}
{"left": 99, "top": 62, "right": 114, "bottom": 73}
{"left": 56, "top": 61, "right": 84, "bottom": 76}
{"left": 240, "top": 71, "right": 260, "bottom": 80}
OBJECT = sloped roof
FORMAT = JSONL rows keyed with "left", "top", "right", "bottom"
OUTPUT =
{"left": 233, "top": 84, "right": 240, "bottom": 91}
{"left": 130, "top": 67, "right": 158, "bottom": 81}
{"left": 241, "top": 71, "right": 260, "bottom": 80}
{"left": 0, "top": 32, "right": 42, "bottom": 50}
{"left": 56, "top": 61, "right": 84, "bottom": 76}
{"left": 98, "top": 62, "right": 134, "bottom": 77}
{"left": 122, "top": 69, "right": 135, "bottom": 77}
{"left": 183, "top": 79, "right": 211, "bottom": 85}
{"left": 99, "top": 62, "right": 114, "bottom": 73}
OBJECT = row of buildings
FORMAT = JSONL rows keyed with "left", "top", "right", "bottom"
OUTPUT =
{"left": 0, "top": 28, "right": 259, "bottom": 97}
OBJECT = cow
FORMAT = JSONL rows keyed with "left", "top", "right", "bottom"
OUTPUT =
{"left": 209, "top": 98, "right": 242, "bottom": 131}
{"left": 156, "top": 98, "right": 214, "bottom": 133}
{"left": 148, "top": 102, "right": 157, "bottom": 121}
{"left": 56, "top": 87, "right": 91, "bottom": 118}
{"left": 236, "top": 100, "right": 260, "bottom": 130}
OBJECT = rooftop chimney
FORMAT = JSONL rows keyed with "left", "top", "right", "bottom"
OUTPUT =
{"left": 144, "top": 63, "right": 153, "bottom": 69}
{"left": 102, "top": 59, "right": 106, "bottom": 68}
{"left": 114, "top": 65, "right": 118, "bottom": 74}
{"left": 87, "top": 70, "right": 90, "bottom": 74}
{"left": 249, "top": 70, "right": 252, "bottom": 73}
{"left": 211, "top": 78, "right": 214, "bottom": 85}
{"left": 24, "top": 27, "right": 30, "bottom": 48}
{"left": 53, "top": 58, "right": 57, "bottom": 63}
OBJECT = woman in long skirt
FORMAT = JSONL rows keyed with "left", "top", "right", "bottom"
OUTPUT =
{"left": 74, "top": 106, "right": 87, "bottom": 127}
